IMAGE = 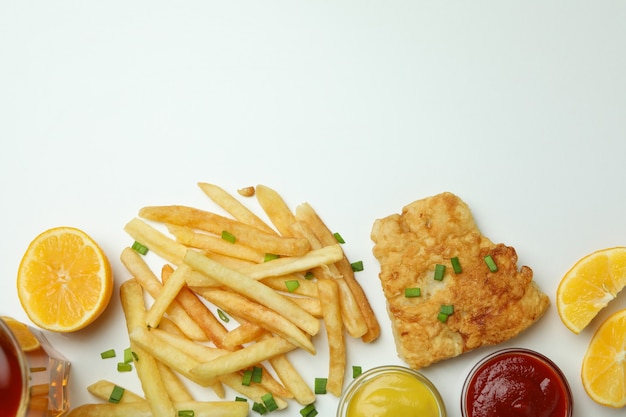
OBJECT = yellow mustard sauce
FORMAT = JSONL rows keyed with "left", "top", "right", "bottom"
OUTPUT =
{"left": 346, "top": 371, "right": 441, "bottom": 417}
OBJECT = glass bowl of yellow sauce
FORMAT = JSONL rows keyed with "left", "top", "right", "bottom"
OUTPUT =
{"left": 336, "top": 365, "right": 447, "bottom": 417}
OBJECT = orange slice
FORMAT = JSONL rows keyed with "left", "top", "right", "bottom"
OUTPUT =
{"left": 1, "top": 316, "right": 40, "bottom": 352}
{"left": 556, "top": 247, "right": 626, "bottom": 334}
{"left": 581, "top": 308, "right": 626, "bottom": 407}
{"left": 17, "top": 227, "right": 113, "bottom": 332}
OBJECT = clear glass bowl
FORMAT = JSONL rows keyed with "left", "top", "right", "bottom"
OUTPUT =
{"left": 336, "top": 365, "right": 446, "bottom": 417}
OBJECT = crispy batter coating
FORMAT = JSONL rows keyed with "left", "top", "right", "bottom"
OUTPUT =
{"left": 371, "top": 192, "right": 549, "bottom": 369}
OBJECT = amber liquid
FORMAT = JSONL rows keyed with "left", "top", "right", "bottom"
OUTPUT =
{"left": 0, "top": 331, "right": 24, "bottom": 417}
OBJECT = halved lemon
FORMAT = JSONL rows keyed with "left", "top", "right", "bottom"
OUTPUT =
{"left": 1, "top": 316, "right": 40, "bottom": 352}
{"left": 582, "top": 308, "right": 626, "bottom": 407}
{"left": 17, "top": 227, "right": 113, "bottom": 332}
{"left": 556, "top": 247, "right": 626, "bottom": 334}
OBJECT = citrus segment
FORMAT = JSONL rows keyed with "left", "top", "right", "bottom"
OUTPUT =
{"left": 581, "top": 308, "right": 626, "bottom": 407}
{"left": 556, "top": 247, "right": 626, "bottom": 334}
{"left": 1, "top": 316, "right": 40, "bottom": 351}
{"left": 17, "top": 227, "right": 113, "bottom": 332}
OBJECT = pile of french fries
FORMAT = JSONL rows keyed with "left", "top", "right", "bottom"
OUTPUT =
{"left": 68, "top": 183, "right": 379, "bottom": 417}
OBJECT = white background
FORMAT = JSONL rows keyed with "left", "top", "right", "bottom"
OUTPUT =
{"left": 1, "top": 1, "right": 626, "bottom": 416}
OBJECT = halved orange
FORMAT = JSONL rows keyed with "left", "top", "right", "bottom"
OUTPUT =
{"left": 17, "top": 227, "right": 113, "bottom": 332}
{"left": 556, "top": 247, "right": 626, "bottom": 334}
{"left": 581, "top": 308, "right": 626, "bottom": 407}
{"left": 1, "top": 316, "right": 40, "bottom": 352}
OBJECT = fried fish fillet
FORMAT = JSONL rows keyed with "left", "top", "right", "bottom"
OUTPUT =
{"left": 371, "top": 192, "right": 549, "bottom": 369}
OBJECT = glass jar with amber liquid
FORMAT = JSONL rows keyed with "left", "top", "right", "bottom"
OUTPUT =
{"left": 0, "top": 317, "right": 71, "bottom": 417}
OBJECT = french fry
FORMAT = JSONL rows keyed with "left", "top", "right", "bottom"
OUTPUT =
{"left": 286, "top": 296, "right": 323, "bottom": 318}
{"left": 184, "top": 249, "right": 320, "bottom": 337}
{"left": 318, "top": 278, "right": 346, "bottom": 397}
{"left": 219, "top": 373, "right": 288, "bottom": 410}
{"left": 196, "top": 288, "right": 316, "bottom": 354}
{"left": 67, "top": 401, "right": 249, "bottom": 417}
{"left": 296, "top": 202, "right": 381, "bottom": 342}
{"left": 124, "top": 218, "right": 187, "bottom": 265}
{"left": 156, "top": 361, "right": 195, "bottom": 402}
{"left": 86, "top": 380, "right": 145, "bottom": 403}
{"left": 255, "top": 184, "right": 298, "bottom": 237}
{"left": 197, "top": 182, "right": 276, "bottom": 234}
{"left": 119, "top": 280, "right": 177, "bottom": 417}
{"left": 239, "top": 244, "right": 344, "bottom": 280}
{"left": 145, "top": 264, "right": 191, "bottom": 329}
{"left": 260, "top": 275, "right": 319, "bottom": 297}
{"left": 139, "top": 205, "right": 310, "bottom": 256}
{"left": 190, "top": 336, "right": 297, "bottom": 385}
{"left": 221, "top": 320, "right": 266, "bottom": 350}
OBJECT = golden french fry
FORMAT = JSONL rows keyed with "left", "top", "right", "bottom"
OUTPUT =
{"left": 168, "top": 224, "right": 265, "bottom": 263}
{"left": 120, "top": 280, "right": 177, "bottom": 417}
{"left": 197, "top": 182, "right": 276, "bottom": 234}
{"left": 318, "top": 278, "right": 346, "bottom": 397}
{"left": 184, "top": 250, "right": 320, "bottom": 337}
{"left": 120, "top": 247, "right": 207, "bottom": 341}
{"left": 260, "top": 275, "right": 319, "bottom": 297}
{"left": 190, "top": 336, "right": 297, "bottom": 385}
{"left": 296, "top": 202, "right": 381, "bottom": 342}
{"left": 124, "top": 218, "right": 187, "bottom": 265}
{"left": 156, "top": 361, "right": 195, "bottom": 402}
{"left": 240, "top": 244, "right": 344, "bottom": 280}
{"left": 145, "top": 264, "right": 191, "bottom": 329}
{"left": 196, "top": 288, "right": 315, "bottom": 354}
{"left": 139, "top": 205, "right": 310, "bottom": 256}
{"left": 86, "top": 380, "right": 145, "bottom": 403}
{"left": 255, "top": 184, "right": 298, "bottom": 237}
{"left": 161, "top": 264, "right": 229, "bottom": 349}
{"left": 67, "top": 400, "right": 249, "bottom": 417}
{"left": 284, "top": 295, "right": 323, "bottom": 318}
{"left": 221, "top": 321, "right": 266, "bottom": 350}
{"left": 219, "top": 373, "right": 288, "bottom": 410}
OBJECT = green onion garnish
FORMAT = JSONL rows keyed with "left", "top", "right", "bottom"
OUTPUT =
{"left": 261, "top": 393, "right": 279, "bottom": 412}
{"left": 304, "top": 271, "right": 315, "bottom": 280}
{"left": 100, "top": 349, "right": 116, "bottom": 359}
{"left": 132, "top": 351, "right": 139, "bottom": 362}
{"left": 433, "top": 264, "right": 446, "bottom": 281}
{"left": 333, "top": 232, "right": 345, "bottom": 244}
{"left": 108, "top": 385, "right": 125, "bottom": 404}
{"left": 235, "top": 396, "right": 248, "bottom": 402}
{"left": 177, "top": 411, "right": 195, "bottom": 417}
{"left": 300, "top": 404, "right": 318, "bottom": 417}
{"left": 251, "top": 366, "right": 263, "bottom": 383}
{"left": 351, "top": 261, "right": 364, "bottom": 272}
{"left": 352, "top": 366, "right": 362, "bottom": 378}
{"left": 404, "top": 287, "right": 421, "bottom": 298}
{"left": 451, "top": 257, "right": 462, "bottom": 274}
{"left": 242, "top": 369, "right": 253, "bottom": 386}
{"left": 252, "top": 402, "right": 267, "bottom": 414}
{"left": 217, "top": 309, "right": 230, "bottom": 323}
{"left": 117, "top": 362, "right": 132, "bottom": 372}
{"left": 285, "top": 280, "right": 300, "bottom": 293}
{"left": 123, "top": 347, "right": 133, "bottom": 364}
{"left": 314, "top": 377, "right": 327, "bottom": 394}
{"left": 221, "top": 230, "right": 236, "bottom": 244}
{"left": 440, "top": 304, "right": 454, "bottom": 315}
{"left": 264, "top": 253, "right": 279, "bottom": 262}
{"left": 437, "top": 313, "right": 449, "bottom": 323}
{"left": 131, "top": 241, "right": 149, "bottom": 255}
{"left": 484, "top": 255, "right": 498, "bottom": 272}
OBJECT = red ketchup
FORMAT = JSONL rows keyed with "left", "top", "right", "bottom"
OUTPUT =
{"left": 461, "top": 348, "right": 573, "bottom": 417}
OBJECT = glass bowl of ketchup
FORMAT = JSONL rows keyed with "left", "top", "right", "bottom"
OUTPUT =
{"left": 461, "top": 348, "right": 573, "bottom": 417}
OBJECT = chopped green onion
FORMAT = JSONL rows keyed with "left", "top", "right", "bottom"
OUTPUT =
{"left": 217, "top": 309, "right": 230, "bottom": 323}
{"left": 314, "top": 377, "right": 327, "bottom": 394}
{"left": 264, "top": 253, "right": 279, "bottom": 262}
{"left": 131, "top": 241, "right": 149, "bottom": 255}
{"left": 304, "top": 271, "right": 315, "bottom": 280}
{"left": 437, "top": 313, "right": 449, "bottom": 323}
{"left": 177, "top": 411, "right": 195, "bottom": 417}
{"left": 251, "top": 366, "right": 263, "bottom": 383}
{"left": 108, "top": 385, "right": 125, "bottom": 404}
{"left": 440, "top": 304, "right": 454, "bottom": 315}
{"left": 261, "top": 393, "right": 279, "bottom": 412}
{"left": 132, "top": 351, "right": 139, "bottom": 362}
{"left": 352, "top": 366, "right": 362, "bottom": 378}
{"left": 333, "top": 232, "right": 345, "bottom": 244}
{"left": 285, "top": 280, "right": 300, "bottom": 293}
{"left": 404, "top": 287, "right": 421, "bottom": 298}
{"left": 433, "top": 264, "right": 446, "bottom": 281}
{"left": 100, "top": 349, "right": 116, "bottom": 359}
{"left": 484, "top": 255, "right": 498, "bottom": 272}
{"left": 123, "top": 347, "right": 133, "bottom": 364}
{"left": 242, "top": 369, "right": 253, "bottom": 386}
{"left": 351, "top": 260, "right": 364, "bottom": 272}
{"left": 252, "top": 402, "right": 267, "bottom": 414}
{"left": 300, "top": 404, "right": 318, "bottom": 417}
{"left": 221, "top": 230, "right": 236, "bottom": 243}
{"left": 117, "top": 362, "right": 133, "bottom": 372}
{"left": 451, "top": 257, "right": 462, "bottom": 274}
{"left": 235, "top": 396, "right": 248, "bottom": 402}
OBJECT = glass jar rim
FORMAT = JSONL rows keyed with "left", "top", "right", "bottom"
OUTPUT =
{"left": 0, "top": 317, "right": 31, "bottom": 417}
